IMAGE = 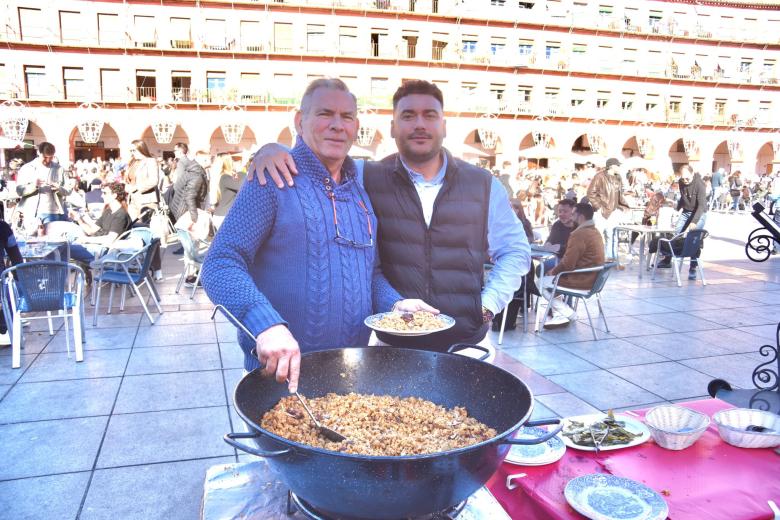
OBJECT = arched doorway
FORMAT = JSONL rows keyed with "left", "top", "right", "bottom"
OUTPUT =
{"left": 141, "top": 125, "right": 189, "bottom": 161}
{"left": 209, "top": 125, "right": 256, "bottom": 155}
{"left": 69, "top": 123, "right": 120, "bottom": 162}
{"left": 518, "top": 132, "right": 556, "bottom": 169}
{"left": 756, "top": 141, "right": 775, "bottom": 176}
{"left": 463, "top": 129, "right": 501, "bottom": 169}
{"left": 712, "top": 141, "right": 732, "bottom": 175}
{"left": 570, "top": 134, "right": 605, "bottom": 166}
{"left": 668, "top": 138, "right": 692, "bottom": 174}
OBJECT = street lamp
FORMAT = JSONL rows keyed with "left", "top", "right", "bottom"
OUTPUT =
{"left": 682, "top": 124, "right": 700, "bottom": 158}
{"left": 532, "top": 115, "right": 552, "bottom": 148}
{"left": 477, "top": 113, "right": 498, "bottom": 150}
{"left": 356, "top": 108, "right": 378, "bottom": 147}
{"left": 76, "top": 102, "right": 105, "bottom": 144}
{"left": 586, "top": 119, "right": 606, "bottom": 155}
{"left": 150, "top": 104, "right": 177, "bottom": 144}
{"left": 727, "top": 127, "right": 742, "bottom": 159}
{"left": 0, "top": 100, "right": 29, "bottom": 142}
{"left": 636, "top": 122, "right": 654, "bottom": 158}
{"left": 220, "top": 104, "right": 246, "bottom": 145}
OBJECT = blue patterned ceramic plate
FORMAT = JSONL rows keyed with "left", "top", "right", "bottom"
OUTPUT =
{"left": 505, "top": 426, "right": 566, "bottom": 466}
{"left": 564, "top": 474, "right": 668, "bottom": 520}
{"left": 364, "top": 312, "right": 455, "bottom": 336}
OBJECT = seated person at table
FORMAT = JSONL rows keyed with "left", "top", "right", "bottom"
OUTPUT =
{"left": 541, "top": 198, "right": 577, "bottom": 269}
{"left": 541, "top": 202, "right": 605, "bottom": 329}
{"left": 0, "top": 219, "right": 23, "bottom": 346}
{"left": 67, "top": 182, "right": 132, "bottom": 264}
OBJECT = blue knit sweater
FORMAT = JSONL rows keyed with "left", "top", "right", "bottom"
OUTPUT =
{"left": 201, "top": 139, "right": 400, "bottom": 371}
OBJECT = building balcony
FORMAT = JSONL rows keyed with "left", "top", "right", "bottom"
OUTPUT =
{"left": 171, "top": 88, "right": 192, "bottom": 102}
{"left": 136, "top": 87, "right": 157, "bottom": 102}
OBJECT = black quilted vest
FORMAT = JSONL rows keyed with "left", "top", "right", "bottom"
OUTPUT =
{"left": 364, "top": 151, "right": 491, "bottom": 351}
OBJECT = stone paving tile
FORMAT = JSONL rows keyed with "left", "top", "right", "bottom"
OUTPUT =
{"left": 45, "top": 326, "right": 137, "bottom": 352}
{"left": 125, "top": 344, "right": 222, "bottom": 375}
{"left": 687, "top": 308, "right": 775, "bottom": 328}
{"left": 502, "top": 346, "right": 599, "bottom": 376}
{"left": 90, "top": 313, "right": 143, "bottom": 329}
{"left": 529, "top": 399, "right": 557, "bottom": 421}
{"left": 0, "top": 471, "right": 91, "bottom": 520}
{"left": 114, "top": 370, "right": 227, "bottom": 414}
{"left": 492, "top": 356, "right": 564, "bottom": 396}
{"left": 0, "top": 384, "right": 9, "bottom": 399}
{"left": 536, "top": 392, "right": 602, "bottom": 417}
{"left": 223, "top": 369, "right": 244, "bottom": 402}
{"left": 218, "top": 342, "right": 245, "bottom": 370}
{"left": 97, "top": 406, "right": 233, "bottom": 468}
{"left": 556, "top": 338, "right": 667, "bottom": 368}
{"left": 547, "top": 370, "right": 662, "bottom": 411}
{"left": 638, "top": 312, "right": 723, "bottom": 332}
{"left": 534, "top": 320, "right": 614, "bottom": 343}
{"left": 81, "top": 456, "right": 235, "bottom": 520}
{"left": 597, "top": 299, "right": 675, "bottom": 317}
{"left": 134, "top": 323, "right": 217, "bottom": 347}
{"left": 138, "top": 309, "right": 218, "bottom": 327}
{"left": 736, "top": 324, "right": 779, "bottom": 342}
{"left": 0, "top": 416, "right": 108, "bottom": 480}
{"left": 683, "top": 328, "right": 770, "bottom": 354}
{"left": 588, "top": 314, "right": 673, "bottom": 337}
{"left": 488, "top": 327, "right": 552, "bottom": 347}
{"left": 0, "top": 354, "right": 37, "bottom": 384}
{"left": 735, "top": 291, "right": 780, "bottom": 304}
{"left": 679, "top": 354, "right": 764, "bottom": 389}
{"left": 20, "top": 349, "right": 131, "bottom": 383}
{"left": 0, "top": 331, "right": 53, "bottom": 357}
{"left": 624, "top": 333, "right": 731, "bottom": 360}
{"left": 643, "top": 296, "right": 722, "bottom": 312}
{"left": 608, "top": 362, "right": 715, "bottom": 401}
{"left": 0, "top": 378, "right": 121, "bottom": 423}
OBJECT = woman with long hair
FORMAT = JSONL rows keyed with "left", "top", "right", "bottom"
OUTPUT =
{"left": 125, "top": 140, "right": 160, "bottom": 221}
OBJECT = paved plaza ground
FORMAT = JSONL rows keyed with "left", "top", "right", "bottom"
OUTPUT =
{"left": 0, "top": 211, "right": 777, "bottom": 519}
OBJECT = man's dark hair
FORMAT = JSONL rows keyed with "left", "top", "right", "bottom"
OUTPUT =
{"left": 558, "top": 198, "right": 576, "bottom": 208}
{"left": 104, "top": 181, "right": 127, "bottom": 203}
{"left": 574, "top": 202, "right": 595, "bottom": 220}
{"left": 175, "top": 142, "right": 189, "bottom": 154}
{"left": 38, "top": 141, "right": 55, "bottom": 155}
{"left": 392, "top": 80, "right": 444, "bottom": 110}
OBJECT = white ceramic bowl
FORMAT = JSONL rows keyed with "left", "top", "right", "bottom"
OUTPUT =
{"left": 712, "top": 408, "right": 780, "bottom": 449}
{"left": 644, "top": 405, "right": 710, "bottom": 450}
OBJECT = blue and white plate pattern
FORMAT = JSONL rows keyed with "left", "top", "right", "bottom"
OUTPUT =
{"left": 505, "top": 426, "right": 566, "bottom": 466}
{"left": 564, "top": 474, "right": 669, "bottom": 520}
{"left": 364, "top": 312, "right": 456, "bottom": 336}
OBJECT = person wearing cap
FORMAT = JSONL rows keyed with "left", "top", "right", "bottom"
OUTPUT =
{"left": 586, "top": 157, "right": 630, "bottom": 259}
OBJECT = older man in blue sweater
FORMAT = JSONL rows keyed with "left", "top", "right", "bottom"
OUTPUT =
{"left": 201, "top": 79, "right": 431, "bottom": 393}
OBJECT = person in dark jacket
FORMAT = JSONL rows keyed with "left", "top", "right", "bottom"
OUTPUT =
{"left": 656, "top": 164, "right": 707, "bottom": 279}
{"left": 0, "top": 220, "right": 24, "bottom": 345}
{"left": 170, "top": 143, "right": 208, "bottom": 223}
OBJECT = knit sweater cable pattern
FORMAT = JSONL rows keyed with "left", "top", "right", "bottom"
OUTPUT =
{"left": 201, "top": 139, "right": 398, "bottom": 371}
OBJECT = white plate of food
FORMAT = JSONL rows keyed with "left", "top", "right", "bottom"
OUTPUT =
{"left": 505, "top": 426, "right": 566, "bottom": 466}
{"left": 561, "top": 411, "right": 650, "bottom": 452}
{"left": 564, "top": 474, "right": 668, "bottom": 520}
{"left": 364, "top": 311, "right": 455, "bottom": 336}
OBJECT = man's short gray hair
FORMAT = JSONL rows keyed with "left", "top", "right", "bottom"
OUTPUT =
{"left": 299, "top": 78, "right": 356, "bottom": 115}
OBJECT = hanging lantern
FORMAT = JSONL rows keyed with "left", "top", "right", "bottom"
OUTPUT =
{"left": 636, "top": 122, "right": 654, "bottom": 158}
{"left": 532, "top": 115, "right": 551, "bottom": 148}
{"left": 0, "top": 100, "right": 29, "bottom": 142}
{"left": 150, "top": 104, "right": 178, "bottom": 144}
{"left": 77, "top": 102, "right": 105, "bottom": 144}
{"left": 586, "top": 119, "right": 606, "bottom": 155}
{"left": 727, "top": 127, "right": 742, "bottom": 159}
{"left": 356, "top": 108, "right": 378, "bottom": 147}
{"left": 682, "top": 124, "right": 700, "bottom": 158}
{"left": 220, "top": 104, "right": 246, "bottom": 145}
{"left": 477, "top": 114, "right": 499, "bottom": 150}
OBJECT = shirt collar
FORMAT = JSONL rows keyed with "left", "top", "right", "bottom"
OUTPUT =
{"left": 400, "top": 152, "right": 447, "bottom": 186}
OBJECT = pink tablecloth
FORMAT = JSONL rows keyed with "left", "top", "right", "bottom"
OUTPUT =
{"left": 487, "top": 399, "right": 780, "bottom": 519}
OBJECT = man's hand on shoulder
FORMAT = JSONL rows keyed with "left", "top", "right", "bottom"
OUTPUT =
{"left": 255, "top": 324, "right": 301, "bottom": 393}
{"left": 246, "top": 144, "right": 298, "bottom": 188}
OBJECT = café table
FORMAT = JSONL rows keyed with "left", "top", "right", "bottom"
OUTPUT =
{"left": 612, "top": 224, "right": 675, "bottom": 279}
{"left": 18, "top": 239, "right": 62, "bottom": 261}
{"left": 486, "top": 398, "right": 780, "bottom": 520}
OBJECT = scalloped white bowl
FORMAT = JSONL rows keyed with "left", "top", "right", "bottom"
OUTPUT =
{"left": 645, "top": 405, "right": 710, "bottom": 450}
{"left": 712, "top": 408, "right": 780, "bottom": 449}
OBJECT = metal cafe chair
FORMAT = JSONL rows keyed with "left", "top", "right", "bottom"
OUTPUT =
{"left": 1, "top": 261, "right": 86, "bottom": 369}
{"left": 652, "top": 229, "right": 708, "bottom": 287}
{"left": 538, "top": 262, "right": 619, "bottom": 341}
{"left": 91, "top": 237, "right": 163, "bottom": 326}
{"left": 175, "top": 229, "right": 210, "bottom": 299}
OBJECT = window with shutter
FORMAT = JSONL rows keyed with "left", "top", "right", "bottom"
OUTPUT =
{"left": 274, "top": 23, "right": 293, "bottom": 53}
{"left": 98, "top": 13, "right": 122, "bottom": 46}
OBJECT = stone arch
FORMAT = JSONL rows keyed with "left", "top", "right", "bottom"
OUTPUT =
{"left": 462, "top": 128, "right": 502, "bottom": 169}
{"left": 140, "top": 125, "right": 189, "bottom": 160}
{"left": 755, "top": 141, "right": 775, "bottom": 176}
{"left": 68, "top": 123, "right": 120, "bottom": 162}
{"left": 209, "top": 125, "right": 257, "bottom": 156}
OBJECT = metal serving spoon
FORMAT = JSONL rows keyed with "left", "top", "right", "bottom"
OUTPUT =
{"left": 211, "top": 306, "right": 346, "bottom": 443}
{"left": 288, "top": 384, "right": 347, "bottom": 443}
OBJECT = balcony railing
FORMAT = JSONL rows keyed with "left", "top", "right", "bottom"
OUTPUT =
{"left": 136, "top": 86, "right": 157, "bottom": 102}
{"left": 172, "top": 88, "right": 192, "bottom": 102}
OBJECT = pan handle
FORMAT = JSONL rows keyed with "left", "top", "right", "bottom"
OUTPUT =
{"left": 447, "top": 343, "right": 490, "bottom": 362}
{"left": 501, "top": 418, "right": 563, "bottom": 446}
{"left": 224, "top": 432, "right": 292, "bottom": 458}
